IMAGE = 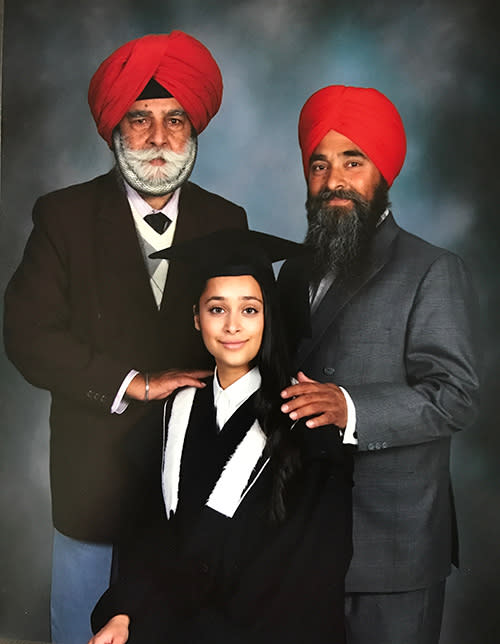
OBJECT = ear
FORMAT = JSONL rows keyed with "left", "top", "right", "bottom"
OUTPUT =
{"left": 193, "top": 305, "right": 200, "bottom": 331}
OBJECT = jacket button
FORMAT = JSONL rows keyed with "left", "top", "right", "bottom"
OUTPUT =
{"left": 368, "top": 443, "right": 374, "bottom": 450}
{"left": 323, "top": 367, "right": 336, "bottom": 376}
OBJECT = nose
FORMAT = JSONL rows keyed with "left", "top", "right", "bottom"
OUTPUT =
{"left": 147, "top": 119, "right": 169, "bottom": 147}
{"left": 326, "top": 165, "right": 346, "bottom": 191}
{"left": 224, "top": 312, "right": 241, "bottom": 334}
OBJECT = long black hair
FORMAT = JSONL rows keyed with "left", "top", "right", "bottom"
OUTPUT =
{"left": 195, "top": 271, "right": 301, "bottom": 523}
{"left": 252, "top": 276, "right": 302, "bottom": 523}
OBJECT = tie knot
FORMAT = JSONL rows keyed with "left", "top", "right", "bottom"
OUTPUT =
{"left": 144, "top": 211, "right": 171, "bottom": 235}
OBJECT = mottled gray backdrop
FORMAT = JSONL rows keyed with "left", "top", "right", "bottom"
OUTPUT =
{"left": 1, "top": 0, "right": 498, "bottom": 641}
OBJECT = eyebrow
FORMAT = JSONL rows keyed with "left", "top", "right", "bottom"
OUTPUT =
{"left": 343, "top": 149, "right": 367, "bottom": 158}
{"left": 205, "top": 295, "right": 263, "bottom": 303}
{"left": 310, "top": 149, "right": 368, "bottom": 163}
{"left": 126, "top": 109, "right": 187, "bottom": 118}
{"left": 126, "top": 110, "right": 151, "bottom": 118}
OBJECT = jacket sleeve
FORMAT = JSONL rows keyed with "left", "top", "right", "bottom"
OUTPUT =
{"left": 349, "top": 252, "right": 481, "bottom": 450}
{"left": 4, "top": 197, "right": 131, "bottom": 411}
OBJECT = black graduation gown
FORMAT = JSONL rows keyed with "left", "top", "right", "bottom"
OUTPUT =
{"left": 92, "top": 381, "right": 353, "bottom": 643}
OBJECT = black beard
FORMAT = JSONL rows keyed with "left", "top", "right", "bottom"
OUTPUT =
{"left": 304, "top": 180, "right": 389, "bottom": 285}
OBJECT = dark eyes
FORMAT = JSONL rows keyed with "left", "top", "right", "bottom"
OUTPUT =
{"left": 130, "top": 117, "right": 148, "bottom": 127}
{"left": 311, "top": 160, "right": 363, "bottom": 173}
{"left": 128, "top": 116, "right": 184, "bottom": 128}
{"left": 207, "top": 306, "right": 260, "bottom": 315}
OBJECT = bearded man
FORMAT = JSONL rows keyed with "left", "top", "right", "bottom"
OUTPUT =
{"left": 278, "top": 85, "right": 480, "bottom": 644}
{"left": 4, "top": 32, "right": 246, "bottom": 644}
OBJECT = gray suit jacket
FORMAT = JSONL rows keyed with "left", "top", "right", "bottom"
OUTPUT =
{"left": 278, "top": 213, "right": 480, "bottom": 593}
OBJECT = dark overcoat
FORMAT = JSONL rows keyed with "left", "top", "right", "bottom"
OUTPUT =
{"left": 4, "top": 171, "right": 247, "bottom": 540}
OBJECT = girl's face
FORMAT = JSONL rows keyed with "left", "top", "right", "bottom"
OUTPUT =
{"left": 194, "top": 275, "right": 265, "bottom": 388}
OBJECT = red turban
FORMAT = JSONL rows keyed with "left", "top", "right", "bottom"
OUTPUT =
{"left": 298, "top": 85, "right": 406, "bottom": 186}
{"left": 88, "top": 31, "right": 223, "bottom": 146}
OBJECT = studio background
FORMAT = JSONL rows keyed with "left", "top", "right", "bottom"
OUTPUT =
{"left": 1, "top": 0, "right": 498, "bottom": 641}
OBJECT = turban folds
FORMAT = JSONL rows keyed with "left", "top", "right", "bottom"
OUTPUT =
{"left": 88, "top": 31, "right": 223, "bottom": 146}
{"left": 298, "top": 85, "right": 406, "bottom": 186}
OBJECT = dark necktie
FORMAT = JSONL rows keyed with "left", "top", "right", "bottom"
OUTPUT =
{"left": 144, "top": 211, "right": 171, "bottom": 235}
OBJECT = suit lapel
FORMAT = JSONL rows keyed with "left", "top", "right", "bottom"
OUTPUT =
{"left": 95, "top": 171, "right": 158, "bottom": 319}
{"left": 170, "top": 182, "right": 200, "bottom": 243}
{"left": 295, "top": 214, "right": 400, "bottom": 367}
{"left": 159, "top": 183, "right": 204, "bottom": 313}
{"left": 98, "top": 178, "right": 208, "bottom": 318}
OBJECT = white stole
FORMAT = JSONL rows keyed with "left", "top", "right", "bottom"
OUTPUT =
{"left": 162, "top": 387, "right": 269, "bottom": 519}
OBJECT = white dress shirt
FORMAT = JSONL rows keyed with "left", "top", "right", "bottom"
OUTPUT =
{"left": 213, "top": 367, "right": 262, "bottom": 430}
{"left": 126, "top": 182, "right": 180, "bottom": 308}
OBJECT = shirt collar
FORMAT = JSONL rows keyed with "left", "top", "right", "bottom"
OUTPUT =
{"left": 213, "top": 367, "right": 261, "bottom": 430}
{"left": 125, "top": 181, "right": 180, "bottom": 223}
{"left": 377, "top": 208, "right": 390, "bottom": 227}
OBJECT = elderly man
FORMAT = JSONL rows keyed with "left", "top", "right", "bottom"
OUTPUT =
{"left": 4, "top": 31, "right": 246, "bottom": 644}
{"left": 278, "top": 85, "right": 479, "bottom": 644}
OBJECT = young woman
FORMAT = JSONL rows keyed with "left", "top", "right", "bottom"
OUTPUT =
{"left": 89, "top": 230, "right": 352, "bottom": 644}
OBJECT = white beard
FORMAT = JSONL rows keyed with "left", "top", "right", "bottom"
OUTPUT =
{"left": 113, "top": 130, "right": 197, "bottom": 196}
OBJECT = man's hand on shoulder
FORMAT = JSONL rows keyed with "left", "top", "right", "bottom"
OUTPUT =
{"left": 126, "top": 369, "right": 212, "bottom": 401}
{"left": 280, "top": 371, "right": 348, "bottom": 429}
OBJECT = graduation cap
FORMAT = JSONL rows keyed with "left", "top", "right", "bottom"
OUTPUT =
{"left": 149, "top": 228, "right": 308, "bottom": 289}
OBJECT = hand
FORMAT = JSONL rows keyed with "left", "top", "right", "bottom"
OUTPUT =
{"left": 280, "top": 371, "right": 347, "bottom": 429}
{"left": 88, "top": 614, "right": 130, "bottom": 644}
{"left": 126, "top": 368, "right": 212, "bottom": 401}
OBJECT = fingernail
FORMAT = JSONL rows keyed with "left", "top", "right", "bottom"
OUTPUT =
{"left": 281, "top": 404, "right": 289, "bottom": 412}
{"left": 281, "top": 390, "right": 288, "bottom": 398}
{"left": 290, "top": 412, "right": 297, "bottom": 420}
{"left": 306, "top": 419, "right": 314, "bottom": 427}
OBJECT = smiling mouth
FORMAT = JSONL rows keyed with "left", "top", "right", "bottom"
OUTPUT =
{"left": 324, "top": 196, "right": 352, "bottom": 206}
{"left": 220, "top": 340, "right": 247, "bottom": 350}
{"left": 149, "top": 158, "right": 166, "bottom": 166}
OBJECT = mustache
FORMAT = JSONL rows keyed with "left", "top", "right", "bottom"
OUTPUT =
{"left": 314, "top": 188, "right": 370, "bottom": 209}
{"left": 122, "top": 140, "right": 194, "bottom": 164}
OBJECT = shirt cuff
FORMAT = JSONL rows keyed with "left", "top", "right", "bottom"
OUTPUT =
{"left": 111, "top": 369, "right": 140, "bottom": 414}
{"left": 339, "top": 386, "right": 358, "bottom": 445}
